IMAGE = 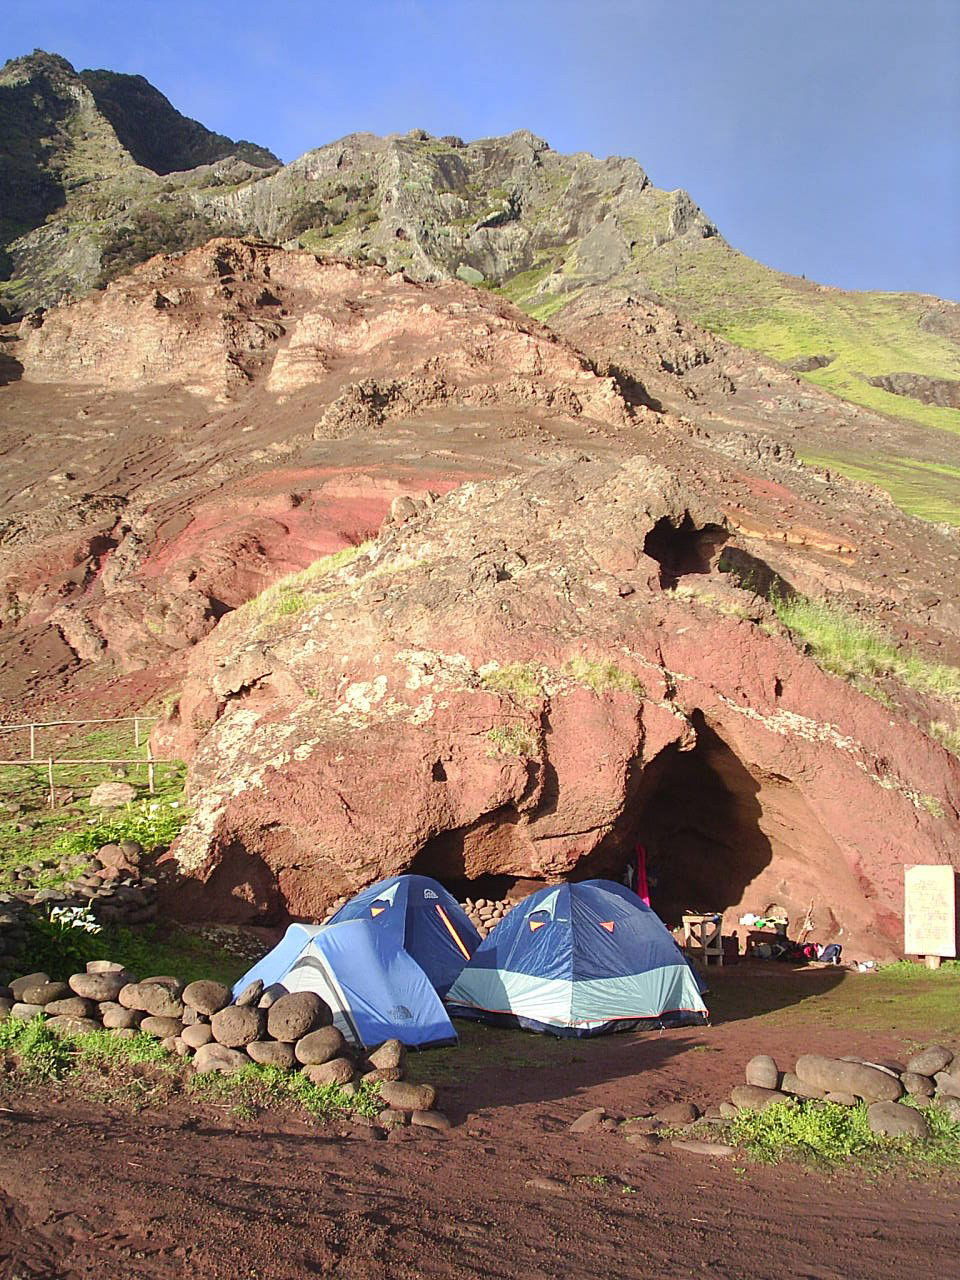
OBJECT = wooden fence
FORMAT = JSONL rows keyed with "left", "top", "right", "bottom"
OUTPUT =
{"left": 0, "top": 715, "right": 171, "bottom": 806}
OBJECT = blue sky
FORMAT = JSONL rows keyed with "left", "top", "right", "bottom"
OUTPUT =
{"left": 5, "top": 0, "right": 958, "bottom": 298}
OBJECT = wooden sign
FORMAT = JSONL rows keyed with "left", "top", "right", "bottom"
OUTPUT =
{"left": 904, "top": 865, "right": 957, "bottom": 958}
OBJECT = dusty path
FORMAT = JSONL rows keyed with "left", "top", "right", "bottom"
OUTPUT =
{"left": 1, "top": 1093, "right": 957, "bottom": 1280}
{"left": 2, "top": 969, "right": 959, "bottom": 1280}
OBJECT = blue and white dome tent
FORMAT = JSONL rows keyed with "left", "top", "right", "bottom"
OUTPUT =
{"left": 232, "top": 918, "right": 457, "bottom": 1049}
{"left": 445, "top": 879, "right": 708, "bottom": 1037}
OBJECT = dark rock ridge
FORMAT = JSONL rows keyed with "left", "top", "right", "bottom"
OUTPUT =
{"left": 78, "top": 68, "right": 278, "bottom": 175}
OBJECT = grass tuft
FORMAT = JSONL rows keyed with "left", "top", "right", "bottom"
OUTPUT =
{"left": 486, "top": 724, "right": 538, "bottom": 758}
{"left": 729, "top": 1097, "right": 960, "bottom": 1169}
{"left": 769, "top": 591, "right": 960, "bottom": 700}
{"left": 479, "top": 662, "right": 544, "bottom": 705}
{"left": 0, "top": 1015, "right": 74, "bottom": 1079}
{"left": 930, "top": 720, "right": 960, "bottom": 757}
{"left": 244, "top": 542, "right": 373, "bottom": 622}
{"left": 729, "top": 1099, "right": 876, "bottom": 1165}
{"left": 188, "top": 1062, "right": 382, "bottom": 1119}
{"left": 564, "top": 657, "right": 645, "bottom": 698}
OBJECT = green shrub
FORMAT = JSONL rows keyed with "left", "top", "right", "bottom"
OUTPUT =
{"left": 729, "top": 1100, "right": 878, "bottom": 1165}
{"left": 16, "top": 916, "right": 248, "bottom": 986}
{"left": 0, "top": 1015, "right": 74, "bottom": 1080}
{"left": 55, "top": 799, "right": 188, "bottom": 856}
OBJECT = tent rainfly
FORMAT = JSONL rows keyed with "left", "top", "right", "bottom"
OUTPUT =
{"left": 445, "top": 879, "right": 709, "bottom": 1037}
{"left": 327, "top": 874, "right": 481, "bottom": 996}
{"left": 232, "top": 918, "right": 457, "bottom": 1049}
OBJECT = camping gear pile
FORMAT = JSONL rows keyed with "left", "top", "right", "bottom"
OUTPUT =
{"left": 738, "top": 910, "right": 842, "bottom": 964}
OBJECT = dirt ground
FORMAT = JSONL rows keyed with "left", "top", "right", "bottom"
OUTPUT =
{"left": 1, "top": 964, "right": 958, "bottom": 1280}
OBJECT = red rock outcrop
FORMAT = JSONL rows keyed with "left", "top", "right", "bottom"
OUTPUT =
{"left": 155, "top": 457, "right": 960, "bottom": 957}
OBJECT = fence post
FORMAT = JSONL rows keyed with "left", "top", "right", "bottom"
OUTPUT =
{"left": 134, "top": 717, "right": 140, "bottom": 751}
{"left": 29, "top": 725, "right": 35, "bottom": 760}
{"left": 47, "top": 756, "right": 55, "bottom": 808}
{"left": 147, "top": 744, "right": 156, "bottom": 795}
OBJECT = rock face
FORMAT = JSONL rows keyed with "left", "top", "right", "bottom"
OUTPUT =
{"left": 154, "top": 454, "right": 959, "bottom": 954}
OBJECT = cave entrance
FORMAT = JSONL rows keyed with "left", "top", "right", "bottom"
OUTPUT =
{"left": 615, "top": 711, "right": 775, "bottom": 929}
{"left": 643, "top": 514, "right": 728, "bottom": 589}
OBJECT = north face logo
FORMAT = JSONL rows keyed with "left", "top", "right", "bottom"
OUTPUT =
{"left": 423, "top": 889, "right": 439, "bottom": 899}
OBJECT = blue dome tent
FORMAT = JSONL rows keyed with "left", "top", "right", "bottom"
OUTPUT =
{"left": 327, "top": 874, "right": 481, "bottom": 997}
{"left": 445, "top": 879, "right": 708, "bottom": 1037}
{"left": 232, "top": 918, "right": 457, "bottom": 1049}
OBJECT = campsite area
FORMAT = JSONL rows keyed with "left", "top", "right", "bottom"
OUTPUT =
{"left": 2, "top": 953, "right": 959, "bottom": 1280}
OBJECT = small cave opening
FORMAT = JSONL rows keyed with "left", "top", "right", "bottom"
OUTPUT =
{"left": 643, "top": 514, "right": 728, "bottom": 589}
{"left": 407, "top": 814, "right": 548, "bottom": 914}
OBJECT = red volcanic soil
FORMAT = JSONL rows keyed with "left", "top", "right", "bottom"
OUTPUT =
{"left": 0, "top": 973, "right": 956, "bottom": 1280}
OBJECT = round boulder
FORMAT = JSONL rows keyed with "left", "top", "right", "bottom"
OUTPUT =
{"left": 295, "top": 1026, "right": 348, "bottom": 1066}
{"left": 411, "top": 1110, "right": 451, "bottom": 1131}
{"left": 247, "top": 1040, "right": 297, "bottom": 1069}
{"left": 9, "top": 973, "right": 49, "bottom": 1001}
{"left": 193, "top": 1042, "right": 249, "bottom": 1075}
{"left": 234, "top": 980, "right": 264, "bottom": 1008}
{"left": 937, "top": 1096, "right": 960, "bottom": 1122}
{"left": 656, "top": 1101, "right": 701, "bottom": 1126}
{"left": 901, "top": 1071, "right": 936, "bottom": 1098}
{"left": 867, "top": 1101, "right": 930, "bottom": 1139}
{"left": 906, "top": 1045, "right": 954, "bottom": 1077}
{"left": 44, "top": 997, "right": 94, "bottom": 1020}
{"left": 181, "top": 1022, "right": 214, "bottom": 1050}
{"left": 210, "top": 1005, "right": 263, "bottom": 1048}
{"left": 745, "top": 1054, "right": 780, "bottom": 1090}
{"left": 794, "top": 1054, "right": 903, "bottom": 1103}
{"left": 182, "top": 980, "right": 231, "bottom": 1016}
{"left": 46, "top": 1015, "right": 100, "bottom": 1035}
{"left": 304, "top": 1057, "right": 354, "bottom": 1087}
{"left": 140, "top": 1015, "right": 184, "bottom": 1038}
{"left": 361, "top": 1067, "right": 403, "bottom": 1085}
{"left": 100, "top": 1003, "right": 142, "bottom": 1030}
{"left": 730, "top": 1085, "right": 790, "bottom": 1111}
{"left": 140, "top": 976, "right": 185, "bottom": 995}
{"left": 117, "top": 982, "right": 184, "bottom": 1019}
{"left": 780, "top": 1070, "right": 828, "bottom": 1100}
{"left": 367, "top": 1039, "right": 406, "bottom": 1072}
{"left": 69, "top": 972, "right": 126, "bottom": 1002}
{"left": 267, "top": 991, "right": 330, "bottom": 1042}
{"left": 11, "top": 1002, "right": 45, "bottom": 1020}
{"left": 89, "top": 781, "right": 136, "bottom": 809}
{"left": 379, "top": 1080, "right": 437, "bottom": 1113}
{"left": 20, "top": 981, "right": 70, "bottom": 1006}
{"left": 934, "top": 1071, "right": 960, "bottom": 1099}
